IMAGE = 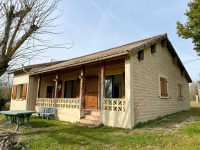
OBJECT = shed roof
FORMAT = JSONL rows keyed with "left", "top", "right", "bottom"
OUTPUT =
{"left": 27, "top": 33, "right": 191, "bottom": 82}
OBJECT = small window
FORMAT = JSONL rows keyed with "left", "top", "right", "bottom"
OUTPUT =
{"left": 160, "top": 76, "right": 168, "bottom": 97}
{"left": 151, "top": 44, "right": 156, "bottom": 53}
{"left": 178, "top": 83, "right": 183, "bottom": 99}
{"left": 138, "top": 50, "right": 144, "bottom": 61}
{"left": 16, "top": 84, "right": 23, "bottom": 99}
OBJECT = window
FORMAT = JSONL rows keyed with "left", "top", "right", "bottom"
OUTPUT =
{"left": 46, "top": 86, "right": 55, "bottom": 98}
{"left": 138, "top": 50, "right": 144, "bottom": 61}
{"left": 159, "top": 76, "right": 168, "bottom": 97}
{"left": 151, "top": 44, "right": 156, "bottom": 53}
{"left": 12, "top": 84, "right": 27, "bottom": 100}
{"left": 105, "top": 74, "right": 125, "bottom": 98}
{"left": 177, "top": 83, "right": 183, "bottom": 99}
{"left": 64, "top": 80, "right": 79, "bottom": 98}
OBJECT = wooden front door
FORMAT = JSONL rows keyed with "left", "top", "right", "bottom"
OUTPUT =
{"left": 84, "top": 77, "right": 98, "bottom": 110}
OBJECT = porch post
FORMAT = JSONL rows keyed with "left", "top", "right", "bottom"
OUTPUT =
{"left": 80, "top": 66, "right": 85, "bottom": 109}
{"left": 125, "top": 55, "right": 134, "bottom": 128}
{"left": 37, "top": 74, "right": 42, "bottom": 99}
{"left": 54, "top": 72, "right": 59, "bottom": 107}
{"left": 101, "top": 62, "right": 105, "bottom": 110}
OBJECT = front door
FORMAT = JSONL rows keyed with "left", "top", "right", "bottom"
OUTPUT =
{"left": 84, "top": 76, "right": 98, "bottom": 110}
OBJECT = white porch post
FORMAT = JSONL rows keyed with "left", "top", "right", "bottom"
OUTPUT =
{"left": 36, "top": 74, "right": 42, "bottom": 105}
{"left": 125, "top": 55, "right": 134, "bottom": 128}
{"left": 80, "top": 66, "right": 85, "bottom": 109}
{"left": 101, "top": 62, "right": 105, "bottom": 110}
{"left": 54, "top": 72, "right": 59, "bottom": 107}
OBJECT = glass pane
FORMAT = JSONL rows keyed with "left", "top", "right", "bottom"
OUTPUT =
{"left": 113, "top": 74, "right": 122, "bottom": 98}
{"left": 72, "top": 80, "right": 77, "bottom": 98}
{"left": 64, "top": 80, "right": 77, "bottom": 98}
{"left": 105, "top": 76, "right": 113, "bottom": 98}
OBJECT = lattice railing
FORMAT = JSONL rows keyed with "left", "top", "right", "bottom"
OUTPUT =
{"left": 37, "top": 98, "right": 80, "bottom": 109}
{"left": 104, "top": 98, "right": 125, "bottom": 112}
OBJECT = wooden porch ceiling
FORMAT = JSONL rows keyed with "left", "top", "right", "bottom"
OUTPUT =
{"left": 33, "top": 57, "right": 125, "bottom": 77}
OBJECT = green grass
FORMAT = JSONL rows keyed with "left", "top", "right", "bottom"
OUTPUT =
{"left": 2, "top": 104, "right": 200, "bottom": 149}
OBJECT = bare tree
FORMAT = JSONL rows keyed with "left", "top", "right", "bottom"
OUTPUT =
{"left": 189, "top": 81, "right": 198, "bottom": 101}
{"left": 0, "top": 0, "right": 67, "bottom": 76}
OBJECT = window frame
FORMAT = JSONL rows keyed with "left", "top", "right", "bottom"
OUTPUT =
{"left": 105, "top": 74, "right": 124, "bottom": 98}
{"left": 64, "top": 79, "right": 78, "bottom": 98}
{"left": 158, "top": 74, "right": 169, "bottom": 99}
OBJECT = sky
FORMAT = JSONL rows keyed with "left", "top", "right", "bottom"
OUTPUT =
{"left": 27, "top": 0, "right": 200, "bottom": 82}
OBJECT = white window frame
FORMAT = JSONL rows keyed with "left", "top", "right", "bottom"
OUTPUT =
{"left": 158, "top": 74, "right": 169, "bottom": 99}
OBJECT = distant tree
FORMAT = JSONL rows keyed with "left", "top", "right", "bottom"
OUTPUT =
{"left": 176, "top": 0, "right": 200, "bottom": 55}
{"left": 0, "top": 73, "right": 12, "bottom": 110}
{"left": 0, "top": 0, "right": 63, "bottom": 77}
{"left": 189, "top": 81, "right": 198, "bottom": 101}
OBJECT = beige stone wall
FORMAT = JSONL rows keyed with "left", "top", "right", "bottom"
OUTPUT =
{"left": 10, "top": 73, "right": 29, "bottom": 110}
{"left": 132, "top": 42, "right": 190, "bottom": 124}
{"left": 101, "top": 111, "right": 127, "bottom": 128}
{"left": 35, "top": 106, "right": 80, "bottom": 122}
{"left": 27, "top": 77, "right": 38, "bottom": 111}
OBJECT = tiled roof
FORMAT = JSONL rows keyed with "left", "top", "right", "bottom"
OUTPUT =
{"left": 30, "top": 33, "right": 167, "bottom": 74}
{"left": 27, "top": 33, "right": 191, "bottom": 82}
{"left": 8, "top": 60, "right": 65, "bottom": 74}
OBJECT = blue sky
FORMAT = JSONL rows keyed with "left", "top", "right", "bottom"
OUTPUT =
{"left": 30, "top": 0, "right": 199, "bottom": 81}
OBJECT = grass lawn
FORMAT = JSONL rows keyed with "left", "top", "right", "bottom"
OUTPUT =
{"left": 1, "top": 103, "right": 200, "bottom": 150}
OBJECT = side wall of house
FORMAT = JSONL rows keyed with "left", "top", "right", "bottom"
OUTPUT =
{"left": 132, "top": 42, "right": 190, "bottom": 124}
{"left": 10, "top": 73, "right": 29, "bottom": 110}
{"left": 26, "top": 76, "right": 38, "bottom": 111}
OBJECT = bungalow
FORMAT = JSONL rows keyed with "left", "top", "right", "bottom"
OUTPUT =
{"left": 8, "top": 33, "right": 192, "bottom": 128}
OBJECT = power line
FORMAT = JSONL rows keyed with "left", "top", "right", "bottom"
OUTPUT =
{"left": 183, "top": 58, "right": 200, "bottom": 64}
{"left": 189, "top": 66, "right": 200, "bottom": 72}
{"left": 172, "top": 42, "right": 198, "bottom": 59}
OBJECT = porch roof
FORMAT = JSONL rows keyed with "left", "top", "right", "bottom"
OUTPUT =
{"left": 8, "top": 60, "right": 65, "bottom": 74}
{"left": 29, "top": 33, "right": 192, "bottom": 83}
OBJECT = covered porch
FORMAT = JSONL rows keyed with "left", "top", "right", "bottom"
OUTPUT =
{"left": 33, "top": 57, "right": 131, "bottom": 127}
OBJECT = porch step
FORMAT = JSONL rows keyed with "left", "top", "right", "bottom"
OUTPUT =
{"left": 80, "top": 119, "right": 100, "bottom": 126}
{"left": 83, "top": 110, "right": 100, "bottom": 116}
{"left": 85, "top": 115, "right": 100, "bottom": 121}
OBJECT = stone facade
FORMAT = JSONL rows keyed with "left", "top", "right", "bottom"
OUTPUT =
{"left": 132, "top": 42, "right": 190, "bottom": 124}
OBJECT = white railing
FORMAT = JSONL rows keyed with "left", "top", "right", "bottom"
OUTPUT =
{"left": 37, "top": 98, "right": 80, "bottom": 109}
{"left": 104, "top": 98, "right": 125, "bottom": 112}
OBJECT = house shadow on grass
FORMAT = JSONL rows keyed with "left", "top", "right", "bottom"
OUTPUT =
{"left": 23, "top": 120, "right": 124, "bottom": 147}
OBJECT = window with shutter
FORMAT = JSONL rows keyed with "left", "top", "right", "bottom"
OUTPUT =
{"left": 22, "top": 84, "right": 27, "bottom": 100}
{"left": 12, "top": 85, "right": 17, "bottom": 100}
{"left": 159, "top": 76, "right": 168, "bottom": 98}
{"left": 178, "top": 83, "right": 183, "bottom": 99}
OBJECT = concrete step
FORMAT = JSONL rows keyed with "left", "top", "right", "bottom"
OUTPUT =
{"left": 90, "top": 111, "right": 100, "bottom": 116}
{"left": 80, "top": 119, "right": 100, "bottom": 126}
{"left": 85, "top": 115, "right": 100, "bottom": 121}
